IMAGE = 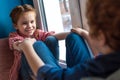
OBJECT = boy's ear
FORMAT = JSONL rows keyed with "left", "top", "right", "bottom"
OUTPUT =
{"left": 13, "top": 24, "right": 18, "bottom": 29}
{"left": 97, "top": 31, "right": 106, "bottom": 46}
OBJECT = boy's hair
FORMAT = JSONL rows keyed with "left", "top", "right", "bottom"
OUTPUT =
{"left": 86, "top": 0, "right": 120, "bottom": 51}
{"left": 10, "top": 4, "right": 36, "bottom": 24}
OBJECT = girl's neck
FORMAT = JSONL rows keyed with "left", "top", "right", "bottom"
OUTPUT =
{"left": 17, "top": 30, "right": 34, "bottom": 38}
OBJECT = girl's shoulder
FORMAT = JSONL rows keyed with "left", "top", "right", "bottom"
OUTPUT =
{"left": 9, "top": 32, "right": 19, "bottom": 37}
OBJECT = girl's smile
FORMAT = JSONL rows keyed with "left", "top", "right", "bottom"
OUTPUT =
{"left": 15, "top": 11, "right": 36, "bottom": 37}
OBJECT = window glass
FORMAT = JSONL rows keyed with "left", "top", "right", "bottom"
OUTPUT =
{"left": 41, "top": 0, "right": 72, "bottom": 60}
{"left": 79, "top": 0, "right": 89, "bottom": 30}
{"left": 59, "top": 0, "right": 72, "bottom": 32}
{"left": 35, "top": 0, "right": 90, "bottom": 60}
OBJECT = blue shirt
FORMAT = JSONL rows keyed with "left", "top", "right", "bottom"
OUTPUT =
{"left": 37, "top": 51, "right": 120, "bottom": 80}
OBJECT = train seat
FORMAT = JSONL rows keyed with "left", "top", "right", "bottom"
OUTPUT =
{"left": 0, "top": 38, "right": 14, "bottom": 80}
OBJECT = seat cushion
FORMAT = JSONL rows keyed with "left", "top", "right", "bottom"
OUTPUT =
{"left": 0, "top": 38, "right": 14, "bottom": 80}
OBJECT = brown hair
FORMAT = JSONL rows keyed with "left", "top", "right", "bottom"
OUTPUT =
{"left": 10, "top": 4, "right": 36, "bottom": 24}
{"left": 86, "top": 0, "right": 120, "bottom": 51}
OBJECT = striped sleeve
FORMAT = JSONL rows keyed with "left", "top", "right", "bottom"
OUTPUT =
{"left": 9, "top": 32, "right": 24, "bottom": 50}
{"left": 34, "top": 29, "right": 55, "bottom": 41}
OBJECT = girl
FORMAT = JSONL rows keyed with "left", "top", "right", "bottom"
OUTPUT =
{"left": 9, "top": 4, "right": 69, "bottom": 80}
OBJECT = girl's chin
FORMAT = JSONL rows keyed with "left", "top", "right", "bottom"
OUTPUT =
{"left": 27, "top": 32, "right": 34, "bottom": 35}
{"left": 25, "top": 33, "right": 34, "bottom": 37}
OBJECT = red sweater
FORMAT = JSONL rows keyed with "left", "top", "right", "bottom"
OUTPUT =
{"left": 8, "top": 29, "right": 54, "bottom": 80}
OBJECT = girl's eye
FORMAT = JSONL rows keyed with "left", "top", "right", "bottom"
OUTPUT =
{"left": 31, "top": 20, "right": 34, "bottom": 23}
{"left": 22, "top": 22, "right": 27, "bottom": 25}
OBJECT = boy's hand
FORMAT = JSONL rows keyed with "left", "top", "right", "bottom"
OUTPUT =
{"left": 13, "top": 38, "right": 36, "bottom": 51}
{"left": 23, "top": 38, "right": 36, "bottom": 45}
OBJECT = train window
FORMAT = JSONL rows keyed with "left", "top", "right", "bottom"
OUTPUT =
{"left": 70, "top": 0, "right": 93, "bottom": 57}
{"left": 69, "top": 0, "right": 88, "bottom": 30}
{"left": 79, "top": 0, "right": 89, "bottom": 30}
{"left": 33, "top": 0, "right": 92, "bottom": 60}
{"left": 59, "top": 0, "right": 72, "bottom": 32}
{"left": 33, "top": 0, "right": 72, "bottom": 60}
{"left": 59, "top": 0, "right": 72, "bottom": 60}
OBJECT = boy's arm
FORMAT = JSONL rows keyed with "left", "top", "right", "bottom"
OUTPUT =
{"left": 18, "top": 38, "right": 44, "bottom": 76}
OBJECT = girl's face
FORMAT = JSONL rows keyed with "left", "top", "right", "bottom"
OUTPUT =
{"left": 15, "top": 11, "right": 36, "bottom": 37}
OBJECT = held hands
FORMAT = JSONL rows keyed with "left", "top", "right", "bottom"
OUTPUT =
{"left": 13, "top": 38, "right": 36, "bottom": 51}
{"left": 13, "top": 41, "right": 22, "bottom": 51}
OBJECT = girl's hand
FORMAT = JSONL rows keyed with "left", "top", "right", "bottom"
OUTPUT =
{"left": 19, "top": 38, "right": 36, "bottom": 49}
{"left": 71, "top": 27, "right": 99, "bottom": 56}
{"left": 13, "top": 41, "right": 22, "bottom": 51}
{"left": 13, "top": 38, "right": 36, "bottom": 51}
{"left": 71, "top": 27, "right": 89, "bottom": 39}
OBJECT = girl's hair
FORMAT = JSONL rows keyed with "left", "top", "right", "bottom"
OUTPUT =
{"left": 10, "top": 4, "right": 36, "bottom": 24}
{"left": 86, "top": 0, "right": 120, "bottom": 51}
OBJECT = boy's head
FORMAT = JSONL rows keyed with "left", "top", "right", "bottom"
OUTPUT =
{"left": 86, "top": 0, "right": 120, "bottom": 52}
{"left": 10, "top": 4, "right": 37, "bottom": 37}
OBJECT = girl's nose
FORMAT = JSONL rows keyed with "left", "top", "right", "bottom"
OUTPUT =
{"left": 28, "top": 23, "right": 32, "bottom": 27}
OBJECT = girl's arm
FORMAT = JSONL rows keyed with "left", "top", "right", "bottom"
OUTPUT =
{"left": 34, "top": 29, "right": 69, "bottom": 41}
{"left": 52, "top": 32, "right": 70, "bottom": 40}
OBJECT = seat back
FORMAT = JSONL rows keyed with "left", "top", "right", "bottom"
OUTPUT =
{"left": 0, "top": 0, "right": 33, "bottom": 80}
{"left": 0, "top": 38, "right": 14, "bottom": 80}
{"left": 0, "top": 0, "right": 33, "bottom": 38}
